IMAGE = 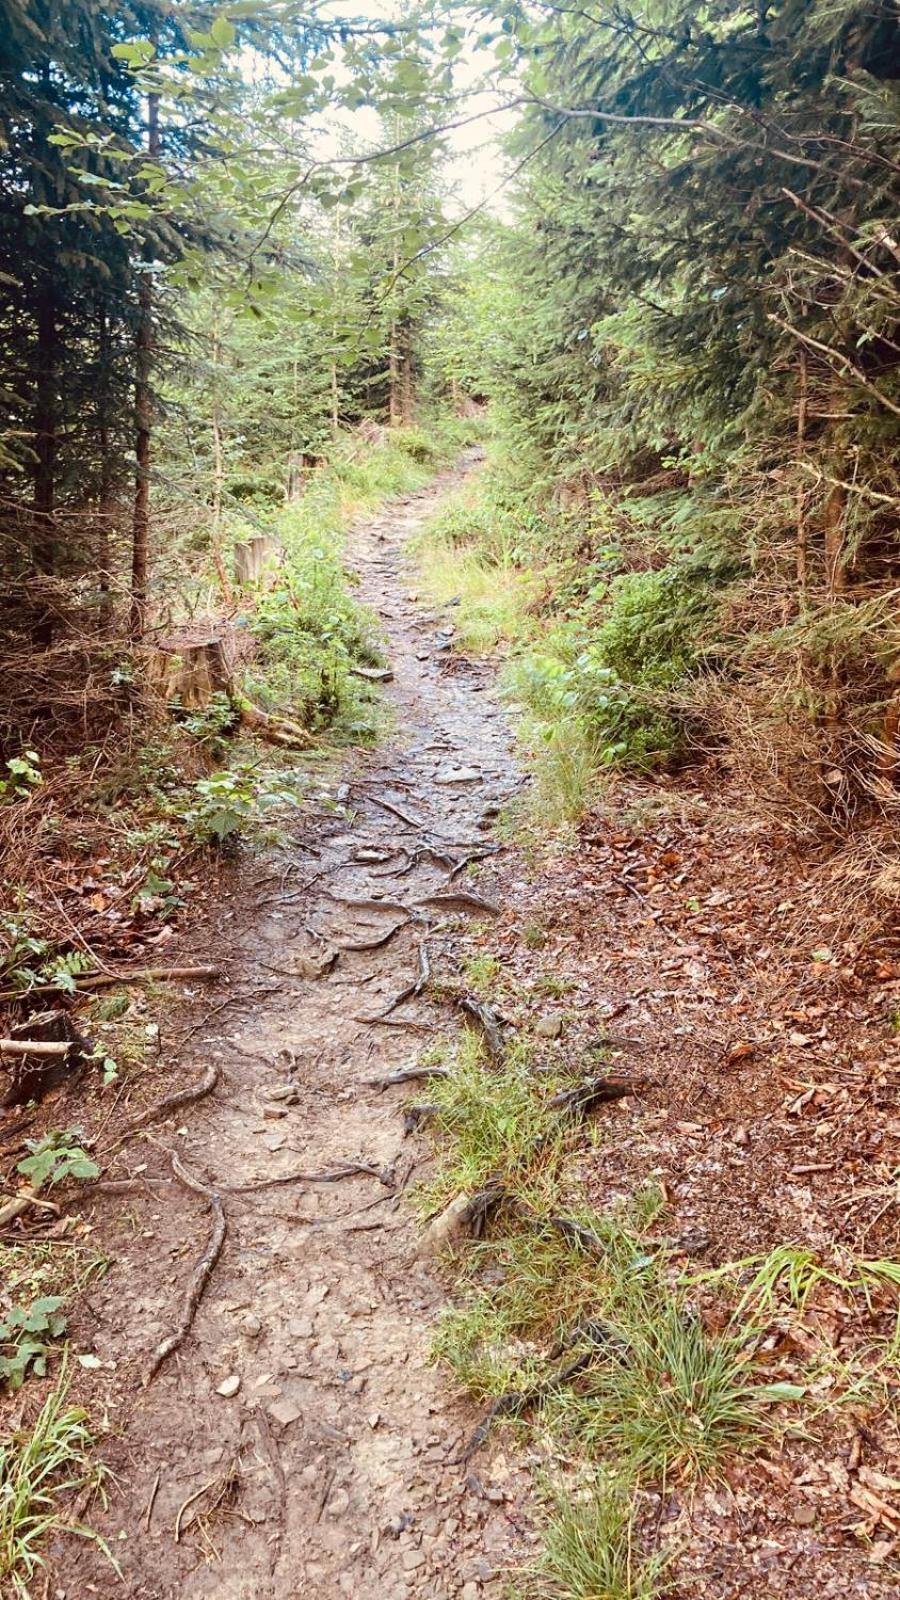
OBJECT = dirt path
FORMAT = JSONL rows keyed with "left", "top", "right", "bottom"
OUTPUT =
{"left": 60, "top": 460, "right": 528, "bottom": 1599}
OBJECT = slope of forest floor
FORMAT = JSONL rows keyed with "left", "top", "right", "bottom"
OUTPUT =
{"left": 1, "top": 458, "right": 899, "bottom": 1599}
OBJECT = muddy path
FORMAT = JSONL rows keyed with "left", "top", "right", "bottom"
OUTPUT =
{"left": 59, "top": 458, "right": 529, "bottom": 1600}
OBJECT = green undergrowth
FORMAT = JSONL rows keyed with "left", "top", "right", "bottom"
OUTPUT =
{"left": 240, "top": 419, "right": 475, "bottom": 739}
{"left": 418, "top": 1014, "right": 900, "bottom": 1596}
{"left": 415, "top": 449, "right": 734, "bottom": 825}
{"left": 531, "top": 1476, "right": 670, "bottom": 1600}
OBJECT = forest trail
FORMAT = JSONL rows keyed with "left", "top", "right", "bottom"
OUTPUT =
{"left": 60, "top": 457, "right": 527, "bottom": 1600}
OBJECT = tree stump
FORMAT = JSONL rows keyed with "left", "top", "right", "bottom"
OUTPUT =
{"left": 146, "top": 635, "right": 233, "bottom": 709}
{"left": 234, "top": 535, "right": 281, "bottom": 587}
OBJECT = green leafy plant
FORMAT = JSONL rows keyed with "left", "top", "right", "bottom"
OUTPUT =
{"left": 0, "top": 1299, "right": 67, "bottom": 1391}
{"left": 0, "top": 752, "right": 42, "bottom": 802}
{"left": 16, "top": 1132, "right": 100, "bottom": 1191}
{"left": 181, "top": 764, "right": 296, "bottom": 846}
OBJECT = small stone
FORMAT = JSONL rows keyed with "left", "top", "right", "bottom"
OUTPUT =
{"left": 242, "top": 1314, "right": 262, "bottom": 1338}
{"left": 326, "top": 1489, "right": 350, "bottom": 1518}
{"left": 262, "top": 1105, "right": 288, "bottom": 1120}
{"left": 434, "top": 766, "right": 482, "bottom": 785}
{"left": 534, "top": 1014, "right": 563, "bottom": 1039}
{"left": 287, "top": 1317, "right": 314, "bottom": 1339}
{"left": 462, "top": 1585, "right": 480, "bottom": 1600}
{"left": 401, "top": 1548, "right": 425, "bottom": 1571}
{"left": 267, "top": 1398, "right": 302, "bottom": 1428}
{"left": 261, "top": 1130, "right": 286, "bottom": 1151}
{"left": 792, "top": 1503, "right": 817, "bottom": 1526}
{"left": 733, "top": 1125, "right": 750, "bottom": 1147}
{"left": 216, "top": 1374, "right": 241, "bottom": 1398}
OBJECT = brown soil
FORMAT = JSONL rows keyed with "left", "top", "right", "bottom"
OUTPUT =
{"left": 5, "top": 460, "right": 900, "bottom": 1598}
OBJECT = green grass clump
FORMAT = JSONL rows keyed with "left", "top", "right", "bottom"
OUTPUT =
{"left": 434, "top": 1199, "right": 773, "bottom": 1486}
{"left": 0, "top": 1367, "right": 115, "bottom": 1596}
{"left": 420, "top": 1034, "right": 567, "bottom": 1211}
{"left": 532, "top": 1477, "right": 668, "bottom": 1600}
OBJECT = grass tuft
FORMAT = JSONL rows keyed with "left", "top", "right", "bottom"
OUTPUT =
{"left": 0, "top": 1363, "right": 116, "bottom": 1597}
{"left": 419, "top": 1033, "right": 567, "bottom": 1212}
{"left": 531, "top": 1476, "right": 669, "bottom": 1600}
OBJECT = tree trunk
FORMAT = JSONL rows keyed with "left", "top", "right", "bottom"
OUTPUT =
{"left": 209, "top": 318, "right": 233, "bottom": 605}
{"left": 129, "top": 89, "right": 159, "bottom": 640}
{"left": 389, "top": 320, "right": 403, "bottom": 427}
{"left": 32, "top": 283, "right": 57, "bottom": 575}
{"left": 795, "top": 345, "right": 808, "bottom": 607}
{"left": 97, "top": 304, "right": 115, "bottom": 631}
{"left": 400, "top": 336, "right": 414, "bottom": 426}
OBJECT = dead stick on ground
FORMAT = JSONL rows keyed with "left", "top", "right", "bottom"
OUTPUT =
{"left": 174, "top": 1476, "right": 217, "bottom": 1543}
{"left": 144, "top": 1152, "right": 226, "bottom": 1386}
{"left": 0, "top": 965, "right": 220, "bottom": 1004}
{"left": 0, "top": 1187, "right": 58, "bottom": 1226}
{"left": 144, "top": 1469, "right": 162, "bottom": 1533}
{"left": 365, "top": 793, "right": 426, "bottom": 830}
{"left": 0, "top": 1039, "right": 71, "bottom": 1058}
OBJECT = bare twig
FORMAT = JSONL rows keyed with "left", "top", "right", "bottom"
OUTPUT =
{"left": 0, "top": 1039, "right": 71, "bottom": 1058}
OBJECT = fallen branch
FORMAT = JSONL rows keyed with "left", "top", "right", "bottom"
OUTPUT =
{"left": 0, "top": 1039, "right": 71, "bottom": 1057}
{"left": 0, "top": 965, "right": 220, "bottom": 1004}
{"left": 0, "top": 1186, "right": 60, "bottom": 1227}
{"left": 144, "top": 1152, "right": 226, "bottom": 1385}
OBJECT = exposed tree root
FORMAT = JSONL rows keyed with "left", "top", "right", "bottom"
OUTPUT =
{"left": 368, "top": 1065, "right": 449, "bottom": 1091}
{"left": 456, "top": 993, "right": 506, "bottom": 1057}
{"left": 416, "top": 889, "right": 500, "bottom": 916}
{"left": 451, "top": 1325, "right": 614, "bottom": 1464}
{"left": 144, "top": 1152, "right": 227, "bottom": 1385}
{"left": 113, "top": 1063, "right": 220, "bottom": 1148}
{"left": 225, "top": 1160, "right": 395, "bottom": 1194}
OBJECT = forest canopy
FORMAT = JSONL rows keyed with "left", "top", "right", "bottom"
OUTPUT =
{"left": 0, "top": 0, "right": 897, "bottom": 872}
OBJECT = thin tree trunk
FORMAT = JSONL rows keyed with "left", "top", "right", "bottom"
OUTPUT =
{"left": 795, "top": 345, "right": 808, "bottom": 607}
{"left": 97, "top": 304, "right": 115, "bottom": 631}
{"left": 209, "top": 316, "right": 233, "bottom": 605}
{"left": 129, "top": 89, "right": 159, "bottom": 640}
{"left": 389, "top": 323, "right": 402, "bottom": 427}
{"left": 32, "top": 283, "right": 57, "bottom": 575}
{"left": 400, "top": 332, "right": 414, "bottom": 426}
